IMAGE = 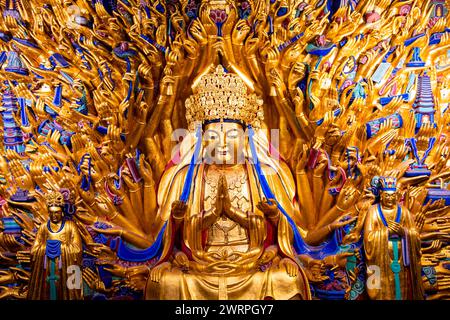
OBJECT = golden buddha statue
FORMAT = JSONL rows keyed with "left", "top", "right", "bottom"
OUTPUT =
{"left": 28, "top": 191, "right": 83, "bottom": 300}
{"left": 142, "top": 65, "right": 311, "bottom": 300}
{"left": 363, "top": 177, "right": 424, "bottom": 300}
{"left": 0, "top": 0, "right": 449, "bottom": 302}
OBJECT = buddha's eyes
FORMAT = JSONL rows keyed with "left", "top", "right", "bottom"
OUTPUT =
{"left": 226, "top": 129, "right": 239, "bottom": 139}
{"left": 204, "top": 130, "right": 219, "bottom": 141}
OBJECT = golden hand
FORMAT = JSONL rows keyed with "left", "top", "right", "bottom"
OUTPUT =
{"left": 388, "top": 221, "right": 405, "bottom": 237}
{"left": 342, "top": 232, "right": 360, "bottom": 245}
{"left": 313, "top": 155, "right": 329, "bottom": 177}
{"left": 217, "top": 175, "right": 232, "bottom": 216}
{"left": 258, "top": 245, "right": 278, "bottom": 266}
{"left": 232, "top": 19, "right": 250, "bottom": 45}
{"left": 305, "top": 259, "right": 329, "bottom": 283}
{"left": 323, "top": 252, "right": 354, "bottom": 268}
{"left": 336, "top": 182, "right": 360, "bottom": 211}
{"left": 256, "top": 198, "right": 279, "bottom": 220}
{"left": 83, "top": 267, "right": 120, "bottom": 294}
{"left": 280, "top": 258, "right": 299, "bottom": 278}
{"left": 8, "top": 159, "right": 33, "bottom": 190}
{"left": 0, "top": 286, "right": 27, "bottom": 300}
{"left": 85, "top": 243, "right": 111, "bottom": 258}
{"left": 189, "top": 19, "right": 208, "bottom": 45}
{"left": 149, "top": 262, "right": 171, "bottom": 283}
{"left": 124, "top": 265, "right": 151, "bottom": 291}
{"left": 102, "top": 263, "right": 128, "bottom": 278}
{"left": 293, "top": 143, "right": 309, "bottom": 173}
{"left": 171, "top": 200, "right": 188, "bottom": 222}
{"left": 173, "top": 251, "right": 190, "bottom": 271}
{"left": 183, "top": 37, "right": 200, "bottom": 59}
{"left": 139, "top": 156, "right": 154, "bottom": 185}
{"left": 244, "top": 35, "right": 261, "bottom": 56}
{"left": 330, "top": 215, "right": 357, "bottom": 231}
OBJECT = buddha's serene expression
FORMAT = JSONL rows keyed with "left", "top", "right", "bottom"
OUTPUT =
{"left": 203, "top": 121, "right": 245, "bottom": 165}
{"left": 49, "top": 206, "right": 63, "bottom": 224}
{"left": 380, "top": 191, "right": 397, "bottom": 209}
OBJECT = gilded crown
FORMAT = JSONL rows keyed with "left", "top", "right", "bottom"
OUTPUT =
{"left": 379, "top": 176, "right": 397, "bottom": 192}
{"left": 185, "top": 65, "right": 264, "bottom": 130}
{"left": 45, "top": 191, "right": 65, "bottom": 208}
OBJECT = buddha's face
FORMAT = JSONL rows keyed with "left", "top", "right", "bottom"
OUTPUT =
{"left": 48, "top": 206, "right": 63, "bottom": 224}
{"left": 380, "top": 191, "right": 397, "bottom": 209}
{"left": 203, "top": 121, "right": 245, "bottom": 165}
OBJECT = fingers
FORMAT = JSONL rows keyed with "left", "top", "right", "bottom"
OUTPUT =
{"left": 340, "top": 252, "right": 354, "bottom": 259}
{"left": 337, "top": 216, "right": 357, "bottom": 228}
{"left": 288, "top": 263, "right": 298, "bottom": 277}
{"left": 220, "top": 174, "right": 228, "bottom": 189}
{"left": 256, "top": 202, "right": 263, "bottom": 211}
{"left": 150, "top": 263, "right": 169, "bottom": 283}
{"left": 172, "top": 200, "right": 187, "bottom": 210}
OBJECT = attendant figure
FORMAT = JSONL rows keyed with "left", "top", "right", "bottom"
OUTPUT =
{"left": 363, "top": 177, "right": 424, "bottom": 300}
{"left": 28, "top": 191, "right": 83, "bottom": 300}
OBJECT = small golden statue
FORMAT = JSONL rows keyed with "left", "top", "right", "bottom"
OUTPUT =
{"left": 364, "top": 177, "right": 424, "bottom": 300}
{"left": 0, "top": 0, "right": 449, "bottom": 301}
{"left": 28, "top": 191, "right": 83, "bottom": 300}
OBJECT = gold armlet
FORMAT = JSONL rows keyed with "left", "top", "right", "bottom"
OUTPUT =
{"left": 336, "top": 205, "right": 345, "bottom": 212}
{"left": 129, "top": 187, "right": 141, "bottom": 193}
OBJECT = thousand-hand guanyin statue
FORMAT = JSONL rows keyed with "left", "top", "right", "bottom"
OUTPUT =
{"left": 0, "top": 0, "right": 449, "bottom": 301}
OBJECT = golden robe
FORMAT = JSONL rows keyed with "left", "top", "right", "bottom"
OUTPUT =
{"left": 363, "top": 204, "right": 424, "bottom": 300}
{"left": 145, "top": 157, "right": 311, "bottom": 300}
{"left": 28, "top": 220, "right": 83, "bottom": 300}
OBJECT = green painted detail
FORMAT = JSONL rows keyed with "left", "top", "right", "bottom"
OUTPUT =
{"left": 390, "top": 239, "right": 402, "bottom": 300}
{"left": 46, "top": 259, "right": 59, "bottom": 300}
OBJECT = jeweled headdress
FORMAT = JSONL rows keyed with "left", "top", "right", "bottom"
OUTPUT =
{"left": 45, "top": 191, "right": 65, "bottom": 208}
{"left": 185, "top": 65, "right": 264, "bottom": 130}
{"left": 379, "top": 176, "right": 397, "bottom": 192}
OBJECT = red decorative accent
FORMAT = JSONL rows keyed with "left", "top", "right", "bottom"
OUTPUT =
{"left": 209, "top": 9, "right": 228, "bottom": 24}
{"left": 263, "top": 220, "right": 274, "bottom": 249}
{"left": 365, "top": 12, "right": 380, "bottom": 23}
{"left": 316, "top": 35, "right": 326, "bottom": 47}
{"left": 307, "top": 148, "right": 320, "bottom": 169}
{"left": 399, "top": 5, "right": 411, "bottom": 16}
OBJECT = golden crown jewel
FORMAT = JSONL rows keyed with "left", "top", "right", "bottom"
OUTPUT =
{"left": 185, "top": 65, "right": 264, "bottom": 130}
{"left": 44, "top": 191, "right": 65, "bottom": 207}
{"left": 379, "top": 176, "right": 397, "bottom": 191}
